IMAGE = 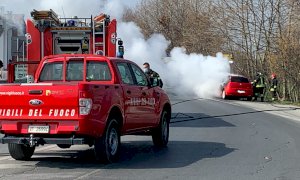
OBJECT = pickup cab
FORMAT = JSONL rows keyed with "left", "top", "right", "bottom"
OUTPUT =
{"left": 0, "top": 54, "right": 171, "bottom": 163}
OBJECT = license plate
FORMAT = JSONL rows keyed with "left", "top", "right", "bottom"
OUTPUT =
{"left": 237, "top": 90, "right": 245, "bottom": 93}
{"left": 28, "top": 125, "right": 50, "bottom": 133}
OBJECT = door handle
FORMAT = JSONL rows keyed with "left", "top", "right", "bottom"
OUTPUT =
{"left": 29, "top": 90, "right": 43, "bottom": 95}
{"left": 142, "top": 92, "right": 147, "bottom": 96}
{"left": 126, "top": 90, "right": 131, "bottom": 94}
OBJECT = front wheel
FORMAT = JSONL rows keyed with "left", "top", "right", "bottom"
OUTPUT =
{"left": 94, "top": 119, "right": 120, "bottom": 163}
{"left": 8, "top": 144, "right": 35, "bottom": 160}
{"left": 152, "top": 110, "right": 170, "bottom": 147}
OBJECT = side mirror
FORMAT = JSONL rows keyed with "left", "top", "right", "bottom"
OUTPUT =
{"left": 149, "top": 77, "right": 163, "bottom": 88}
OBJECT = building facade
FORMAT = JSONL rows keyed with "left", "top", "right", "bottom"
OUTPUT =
{"left": 0, "top": 7, "right": 26, "bottom": 70}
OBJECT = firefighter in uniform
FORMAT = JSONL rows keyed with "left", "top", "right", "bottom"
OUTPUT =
{"left": 143, "top": 62, "right": 163, "bottom": 88}
{"left": 252, "top": 72, "right": 266, "bottom": 102}
{"left": 270, "top": 73, "right": 278, "bottom": 101}
{"left": 0, "top": 60, "right": 3, "bottom": 79}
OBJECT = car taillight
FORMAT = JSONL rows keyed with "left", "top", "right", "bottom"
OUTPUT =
{"left": 79, "top": 98, "right": 92, "bottom": 115}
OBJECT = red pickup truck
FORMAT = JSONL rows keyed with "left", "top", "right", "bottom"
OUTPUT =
{"left": 0, "top": 54, "right": 171, "bottom": 163}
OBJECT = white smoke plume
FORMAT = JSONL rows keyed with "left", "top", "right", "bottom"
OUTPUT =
{"left": 2, "top": 0, "right": 230, "bottom": 98}
{"left": 166, "top": 48, "right": 230, "bottom": 97}
{"left": 102, "top": 0, "right": 231, "bottom": 98}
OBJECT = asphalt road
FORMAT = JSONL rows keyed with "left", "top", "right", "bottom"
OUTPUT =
{"left": 0, "top": 95, "right": 300, "bottom": 180}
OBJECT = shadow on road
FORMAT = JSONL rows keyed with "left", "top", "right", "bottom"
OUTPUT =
{"left": 171, "top": 113, "right": 235, "bottom": 128}
{"left": 33, "top": 141, "right": 235, "bottom": 169}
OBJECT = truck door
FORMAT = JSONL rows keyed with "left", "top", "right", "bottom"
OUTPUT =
{"left": 116, "top": 62, "right": 147, "bottom": 130}
{"left": 129, "top": 63, "right": 157, "bottom": 126}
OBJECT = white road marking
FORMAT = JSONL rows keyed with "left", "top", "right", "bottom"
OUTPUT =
{"left": 74, "top": 169, "right": 102, "bottom": 180}
{"left": 0, "top": 163, "right": 36, "bottom": 169}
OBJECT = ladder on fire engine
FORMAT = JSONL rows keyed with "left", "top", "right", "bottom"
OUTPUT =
{"left": 31, "top": 9, "right": 60, "bottom": 26}
{"left": 92, "top": 14, "right": 106, "bottom": 55}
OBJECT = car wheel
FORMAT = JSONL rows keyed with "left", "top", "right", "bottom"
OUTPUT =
{"left": 57, "top": 144, "right": 71, "bottom": 149}
{"left": 152, "top": 110, "right": 170, "bottom": 147}
{"left": 222, "top": 90, "right": 227, "bottom": 99}
{"left": 94, "top": 119, "right": 120, "bottom": 163}
{"left": 8, "top": 144, "right": 35, "bottom": 160}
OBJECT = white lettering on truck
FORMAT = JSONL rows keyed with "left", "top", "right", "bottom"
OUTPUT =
{"left": 48, "top": 109, "right": 76, "bottom": 117}
{"left": 0, "top": 109, "right": 76, "bottom": 117}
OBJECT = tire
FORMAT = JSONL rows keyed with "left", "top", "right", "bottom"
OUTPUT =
{"left": 57, "top": 144, "right": 71, "bottom": 149}
{"left": 8, "top": 144, "right": 35, "bottom": 161}
{"left": 94, "top": 119, "right": 120, "bottom": 163}
{"left": 152, "top": 110, "right": 170, "bottom": 147}
{"left": 222, "top": 90, "right": 227, "bottom": 99}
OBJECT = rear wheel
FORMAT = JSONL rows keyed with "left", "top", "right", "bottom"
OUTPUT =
{"left": 8, "top": 144, "right": 35, "bottom": 160}
{"left": 152, "top": 110, "right": 170, "bottom": 147}
{"left": 57, "top": 144, "right": 71, "bottom": 149}
{"left": 222, "top": 90, "right": 227, "bottom": 99}
{"left": 94, "top": 119, "right": 120, "bottom": 163}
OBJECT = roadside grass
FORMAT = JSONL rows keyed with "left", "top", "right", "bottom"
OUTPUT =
{"left": 273, "top": 100, "right": 300, "bottom": 107}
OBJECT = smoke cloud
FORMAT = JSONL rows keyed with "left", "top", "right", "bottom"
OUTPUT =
{"left": 107, "top": 1, "right": 230, "bottom": 98}
{"left": 1, "top": 0, "right": 230, "bottom": 98}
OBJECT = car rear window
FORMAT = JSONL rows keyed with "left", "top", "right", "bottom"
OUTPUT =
{"left": 86, "top": 61, "right": 112, "bottom": 81}
{"left": 66, "top": 60, "right": 84, "bottom": 81}
{"left": 39, "top": 62, "right": 63, "bottom": 81}
{"left": 230, "top": 76, "right": 249, "bottom": 83}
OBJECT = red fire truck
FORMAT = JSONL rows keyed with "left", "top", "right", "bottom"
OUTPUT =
{"left": 8, "top": 9, "right": 123, "bottom": 83}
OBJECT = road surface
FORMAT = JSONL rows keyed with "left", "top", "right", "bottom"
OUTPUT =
{"left": 0, "top": 95, "right": 300, "bottom": 180}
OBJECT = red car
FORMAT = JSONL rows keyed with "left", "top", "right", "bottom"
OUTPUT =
{"left": 221, "top": 75, "right": 253, "bottom": 100}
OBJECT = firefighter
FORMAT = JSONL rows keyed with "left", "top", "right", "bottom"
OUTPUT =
{"left": 143, "top": 62, "right": 163, "bottom": 88}
{"left": 270, "top": 73, "right": 278, "bottom": 101}
{"left": 0, "top": 59, "right": 3, "bottom": 79}
{"left": 252, "top": 72, "right": 266, "bottom": 102}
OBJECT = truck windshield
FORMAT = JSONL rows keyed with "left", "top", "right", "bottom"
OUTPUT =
{"left": 39, "top": 62, "right": 63, "bottom": 81}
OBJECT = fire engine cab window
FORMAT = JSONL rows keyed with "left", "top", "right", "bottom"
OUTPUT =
{"left": 86, "top": 61, "right": 112, "bottom": 81}
{"left": 39, "top": 62, "right": 63, "bottom": 81}
{"left": 66, "top": 60, "right": 84, "bottom": 81}
{"left": 130, "top": 64, "right": 148, "bottom": 86}
{"left": 116, "top": 63, "right": 134, "bottom": 85}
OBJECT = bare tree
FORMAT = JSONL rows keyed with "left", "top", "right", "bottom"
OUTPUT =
{"left": 124, "top": 0, "right": 300, "bottom": 102}
{"left": 123, "top": 0, "right": 223, "bottom": 55}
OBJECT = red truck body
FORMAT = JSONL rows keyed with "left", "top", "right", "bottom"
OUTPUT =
{"left": 0, "top": 54, "right": 171, "bottom": 162}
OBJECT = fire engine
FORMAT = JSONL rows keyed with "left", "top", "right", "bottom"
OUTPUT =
{"left": 8, "top": 9, "right": 124, "bottom": 83}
